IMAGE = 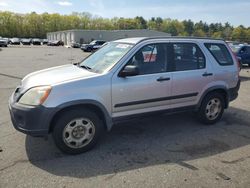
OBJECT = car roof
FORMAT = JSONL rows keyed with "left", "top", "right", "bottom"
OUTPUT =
{"left": 114, "top": 37, "right": 225, "bottom": 45}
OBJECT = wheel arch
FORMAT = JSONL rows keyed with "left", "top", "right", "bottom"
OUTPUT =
{"left": 49, "top": 100, "right": 113, "bottom": 133}
{"left": 196, "top": 86, "right": 229, "bottom": 110}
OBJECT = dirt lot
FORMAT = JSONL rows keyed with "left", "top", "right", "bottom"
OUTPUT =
{"left": 0, "top": 46, "right": 250, "bottom": 188}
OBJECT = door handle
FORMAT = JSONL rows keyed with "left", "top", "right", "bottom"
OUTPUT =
{"left": 157, "top": 77, "right": 171, "bottom": 82}
{"left": 202, "top": 72, "right": 213, "bottom": 77}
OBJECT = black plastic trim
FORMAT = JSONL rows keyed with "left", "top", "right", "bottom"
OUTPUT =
{"left": 113, "top": 105, "right": 196, "bottom": 123}
{"left": 114, "top": 92, "right": 198, "bottom": 108}
{"left": 228, "top": 80, "right": 240, "bottom": 101}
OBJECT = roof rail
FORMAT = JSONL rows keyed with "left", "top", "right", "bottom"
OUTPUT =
{"left": 137, "top": 36, "right": 225, "bottom": 44}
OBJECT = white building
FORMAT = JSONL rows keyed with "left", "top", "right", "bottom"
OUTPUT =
{"left": 47, "top": 29, "right": 171, "bottom": 45}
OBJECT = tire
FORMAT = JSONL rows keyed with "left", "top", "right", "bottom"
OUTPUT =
{"left": 52, "top": 108, "right": 104, "bottom": 154}
{"left": 197, "top": 92, "right": 225, "bottom": 125}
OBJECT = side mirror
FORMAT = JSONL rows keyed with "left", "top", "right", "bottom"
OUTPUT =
{"left": 119, "top": 65, "right": 139, "bottom": 77}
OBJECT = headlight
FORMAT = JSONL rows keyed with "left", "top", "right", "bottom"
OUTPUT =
{"left": 18, "top": 86, "right": 51, "bottom": 106}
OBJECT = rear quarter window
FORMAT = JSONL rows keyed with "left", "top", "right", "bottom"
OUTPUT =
{"left": 205, "top": 43, "right": 234, "bottom": 66}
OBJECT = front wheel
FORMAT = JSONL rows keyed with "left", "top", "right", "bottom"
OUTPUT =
{"left": 52, "top": 109, "right": 104, "bottom": 154}
{"left": 197, "top": 92, "right": 225, "bottom": 125}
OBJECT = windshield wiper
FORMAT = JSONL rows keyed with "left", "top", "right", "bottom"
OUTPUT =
{"left": 73, "top": 62, "right": 92, "bottom": 71}
{"left": 80, "top": 65, "right": 92, "bottom": 71}
{"left": 73, "top": 62, "right": 80, "bottom": 66}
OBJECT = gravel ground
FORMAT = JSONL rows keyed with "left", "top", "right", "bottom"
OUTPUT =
{"left": 0, "top": 46, "right": 250, "bottom": 188}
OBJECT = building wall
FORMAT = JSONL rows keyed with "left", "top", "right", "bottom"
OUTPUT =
{"left": 47, "top": 30, "right": 171, "bottom": 45}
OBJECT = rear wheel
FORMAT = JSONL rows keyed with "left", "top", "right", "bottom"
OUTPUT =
{"left": 52, "top": 109, "right": 104, "bottom": 154}
{"left": 197, "top": 92, "right": 225, "bottom": 124}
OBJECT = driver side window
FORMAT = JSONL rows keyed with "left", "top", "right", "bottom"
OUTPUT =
{"left": 128, "top": 43, "right": 168, "bottom": 75}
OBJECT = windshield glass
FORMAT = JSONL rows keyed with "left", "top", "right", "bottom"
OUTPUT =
{"left": 79, "top": 42, "right": 133, "bottom": 73}
{"left": 90, "top": 40, "right": 96, "bottom": 45}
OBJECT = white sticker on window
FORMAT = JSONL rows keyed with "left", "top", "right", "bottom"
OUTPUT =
{"left": 116, "top": 44, "right": 132, "bottom": 49}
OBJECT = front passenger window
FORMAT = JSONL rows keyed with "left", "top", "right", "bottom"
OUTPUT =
{"left": 128, "top": 43, "right": 167, "bottom": 75}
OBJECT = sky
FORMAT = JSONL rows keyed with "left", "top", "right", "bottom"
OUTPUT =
{"left": 0, "top": 0, "right": 249, "bottom": 27}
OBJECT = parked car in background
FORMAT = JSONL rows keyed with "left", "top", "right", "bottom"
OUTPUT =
{"left": 3, "top": 38, "right": 10, "bottom": 44}
{"left": 229, "top": 44, "right": 241, "bottom": 53}
{"left": 32, "top": 38, "right": 41, "bottom": 45}
{"left": 10, "top": 38, "right": 21, "bottom": 45}
{"left": 9, "top": 37, "right": 240, "bottom": 154}
{"left": 71, "top": 42, "right": 81, "bottom": 48}
{"left": 236, "top": 45, "right": 250, "bottom": 67}
{"left": 81, "top": 40, "right": 106, "bottom": 52}
{"left": 0, "top": 37, "right": 8, "bottom": 47}
{"left": 47, "top": 40, "right": 64, "bottom": 46}
{"left": 21, "top": 38, "right": 31, "bottom": 45}
{"left": 42, "top": 39, "right": 48, "bottom": 45}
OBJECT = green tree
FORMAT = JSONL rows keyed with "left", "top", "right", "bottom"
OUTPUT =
{"left": 182, "top": 19, "right": 194, "bottom": 36}
{"left": 193, "top": 29, "right": 206, "bottom": 37}
{"left": 232, "top": 26, "right": 248, "bottom": 42}
{"left": 161, "top": 19, "right": 184, "bottom": 36}
{"left": 135, "top": 16, "right": 147, "bottom": 29}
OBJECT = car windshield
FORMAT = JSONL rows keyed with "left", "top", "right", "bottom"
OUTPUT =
{"left": 79, "top": 42, "right": 133, "bottom": 73}
{"left": 90, "top": 41, "right": 97, "bottom": 45}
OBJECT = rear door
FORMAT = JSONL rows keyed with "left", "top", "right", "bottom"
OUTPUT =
{"left": 169, "top": 42, "right": 213, "bottom": 108}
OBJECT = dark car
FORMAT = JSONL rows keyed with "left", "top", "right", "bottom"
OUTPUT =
{"left": 81, "top": 40, "right": 106, "bottom": 52}
{"left": 0, "top": 38, "right": 8, "bottom": 47}
{"left": 47, "top": 40, "right": 64, "bottom": 46}
{"left": 21, "top": 38, "right": 31, "bottom": 45}
{"left": 236, "top": 45, "right": 250, "bottom": 67}
{"left": 42, "top": 39, "right": 48, "bottom": 45}
{"left": 32, "top": 38, "right": 41, "bottom": 45}
{"left": 10, "top": 38, "right": 21, "bottom": 45}
{"left": 71, "top": 42, "right": 81, "bottom": 48}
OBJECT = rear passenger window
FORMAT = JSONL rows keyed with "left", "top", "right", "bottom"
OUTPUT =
{"left": 171, "top": 43, "right": 205, "bottom": 71}
{"left": 205, "top": 43, "right": 233, "bottom": 66}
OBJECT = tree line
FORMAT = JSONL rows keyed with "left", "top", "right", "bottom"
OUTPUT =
{"left": 0, "top": 11, "right": 250, "bottom": 43}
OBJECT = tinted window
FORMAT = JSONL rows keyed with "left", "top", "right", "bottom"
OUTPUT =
{"left": 100, "top": 41, "right": 106, "bottom": 45}
{"left": 128, "top": 43, "right": 167, "bottom": 75}
{"left": 247, "top": 47, "right": 250, "bottom": 53}
{"left": 171, "top": 43, "right": 205, "bottom": 71}
{"left": 239, "top": 47, "right": 246, "bottom": 54}
{"left": 205, "top": 43, "right": 233, "bottom": 65}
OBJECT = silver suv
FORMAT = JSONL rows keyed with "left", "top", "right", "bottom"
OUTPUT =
{"left": 9, "top": 37, "right": 241, "bottom": 154}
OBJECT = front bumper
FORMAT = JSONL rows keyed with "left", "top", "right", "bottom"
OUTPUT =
{"left": 8, "top": 93, "right": 55, "bottom": 137}
{"left": 0, "top": 42, "right": 7, "bottom": 46}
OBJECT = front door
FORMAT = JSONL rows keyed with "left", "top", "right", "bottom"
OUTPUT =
{"left": 111, "top": 43, "right": 172, "bottom": 118}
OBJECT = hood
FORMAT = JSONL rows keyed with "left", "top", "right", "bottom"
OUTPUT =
{"left": 21, "top": 64, "right": 97, "bottom": 92}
